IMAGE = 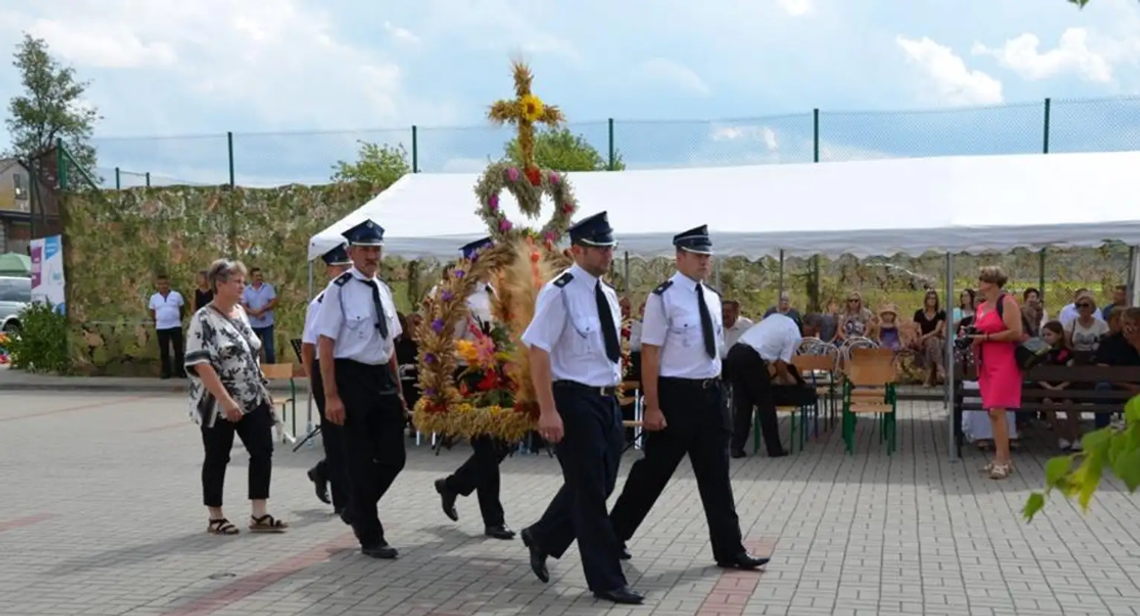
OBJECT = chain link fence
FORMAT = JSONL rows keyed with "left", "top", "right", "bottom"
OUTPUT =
{"left": 86, "top": 96, "right": 1140, "bottom": 188}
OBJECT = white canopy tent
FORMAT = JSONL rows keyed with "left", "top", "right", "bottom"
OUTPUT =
{"left": 305, "top": 150, "right": 1140, "bottom": 460}
{"left": 310, "top": 150, "right": 1140, "bottom": 262}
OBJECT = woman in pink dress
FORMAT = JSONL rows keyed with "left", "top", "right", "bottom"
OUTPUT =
{"left": 967, "top": 266, "right": 1024, "bottom": 479}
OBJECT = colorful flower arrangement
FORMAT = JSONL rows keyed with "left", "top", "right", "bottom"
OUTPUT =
{"left": 413, "top": 238, "right": 569, "bottom": 441}
{"left": 0, "top": 332, "right": 10, "bottom": 365}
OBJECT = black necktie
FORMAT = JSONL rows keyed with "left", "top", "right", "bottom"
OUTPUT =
{"left": 596, "top": 281, "right": 621, "bottom": 363}
{"left": 364, "top": 279, "right": 389, "bottom": 339}
{"left": 697, "top": 284, "right": 716, "bottom": 359}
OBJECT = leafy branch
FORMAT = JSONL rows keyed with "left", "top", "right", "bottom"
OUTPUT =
{"left": 1023, "top": 394, "right": 1140, "bottom": 521}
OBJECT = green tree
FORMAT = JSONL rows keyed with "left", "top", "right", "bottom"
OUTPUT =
{"left": 331, "top": 141, "right": 410, "bottom": 188}
{"left": 1023, "top": 395, "right": 1140, "bottom": 521}
{"left": 505, "top": 127, "right": 626, "bottom": 171}
{"left": 5, "top": 33, "right": 100, "bottom": 175}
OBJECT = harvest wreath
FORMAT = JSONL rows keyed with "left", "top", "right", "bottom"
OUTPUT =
{"left": 411, "top": 60, "right": 580, "bottom": 441}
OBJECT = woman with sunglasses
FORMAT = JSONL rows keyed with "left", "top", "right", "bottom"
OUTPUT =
{"left": 1064, "top": 292, "right": 1108, "bottom": 353}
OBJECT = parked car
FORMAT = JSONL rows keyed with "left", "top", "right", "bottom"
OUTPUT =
{"left": 0, "top": 276, "right": 32, "bottom": 334}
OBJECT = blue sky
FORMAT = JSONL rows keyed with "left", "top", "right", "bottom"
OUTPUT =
{"left": 1, "top": 0, "right": 1140, "bottom": 187}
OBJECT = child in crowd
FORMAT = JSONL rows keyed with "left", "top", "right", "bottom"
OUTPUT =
{"left": 1038, "top": 320, "right": 1081, "bottom": 452}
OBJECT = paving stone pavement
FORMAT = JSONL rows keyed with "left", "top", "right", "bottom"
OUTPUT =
{"left": 2, "top": 390, "right": 1139, "bottom": 616}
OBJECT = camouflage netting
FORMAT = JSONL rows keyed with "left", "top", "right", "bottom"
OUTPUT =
{"left": 62, "top": 183, "right": 380, "bottom": 376}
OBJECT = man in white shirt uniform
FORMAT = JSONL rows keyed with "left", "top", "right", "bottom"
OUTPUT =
{"left": 302, "top": 243, "right": 353, "bottom": 522}
{"left": 725, "top": 312, "right": 821, "bottom": 458}
{"left": 313, "top": 219, "right": 407, "bottom": 560}
{"left": 609, "top": 225, "right": 769, "bottom": 571}
{"left": 148, "top": 275, "right": 186, "bottom": 379}
{"left": 518, "top": 212, "right": 643, "bottom": 605}
{"left": 434, "top": 237, "right": 515, "bottom": 541}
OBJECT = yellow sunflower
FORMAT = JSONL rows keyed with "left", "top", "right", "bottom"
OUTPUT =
{"left": 519, "top": 94, "right": 545, "bottom": 122}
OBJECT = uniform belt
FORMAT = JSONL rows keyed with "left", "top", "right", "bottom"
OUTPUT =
{"left": 660, "top": 376, "right": 721, "bottom": 389}
{"left": 553, "top": 380, "right": 618, "bottom": 397}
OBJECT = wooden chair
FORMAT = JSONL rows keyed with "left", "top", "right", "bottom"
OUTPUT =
{"left": 793, "top": 353, "right": 839, "bottom": 432}
{"left": 262, "top": 363, "right": 298, "bottom": 444}
{"left": 841, "top": 348, "right": 898, "bottom": 455}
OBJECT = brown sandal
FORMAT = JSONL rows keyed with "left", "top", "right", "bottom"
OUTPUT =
{"left": 989, "top": 463, "right": 1014, "bottom": 480}
{"left": 249, "top": 514, "right": 288, "bottom": 533}
{"left": 207, "top": 518, "right": 239, "bottom": 535}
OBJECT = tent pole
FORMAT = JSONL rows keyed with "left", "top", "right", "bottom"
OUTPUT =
{"left": 777, "top": 249, "right": 785, "bottom": 298}
{"left": 305, "top": 260, "right": 314, "bottom": 436}
{"left": 944, "top": 252, "right": 956, "bottom": 463}
{"left": 623, "top": 251, "right": 630, "bottom": 297}
{"left": 1129, "top": 246, "right": 1140, "bottom": 307}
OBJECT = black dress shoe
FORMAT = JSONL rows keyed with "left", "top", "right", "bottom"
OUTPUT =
{"left": 307, "top": 467, "right": 330, "bottom": 504}
{"left": 520, "top": 527, "right": 549, "bottom": 583}
{"left": 619, "top": 543, "right": 631, "bottom": 560}
{"left": 484, "top": 524, "right": 516, "bottom": 540}
{"left": 768, "top": 449, "right": 789, "bottom": 458}
{"left": 717, "top": 552, "right": 770, "bottom": 570}
{"left": 593, "top": 586, "right": 644, "bottom": 605}
{"left": 434, "top": 479, "right": 459, "bottom": 522}
{"left": 730, "top": 449, "right": 747, "bottom": 459}
{"left": 362, "top": 542, "right": 398, "bottom": 559}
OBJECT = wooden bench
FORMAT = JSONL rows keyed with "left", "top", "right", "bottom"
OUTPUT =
{"left": 952, "top": 363, "right": 1140, "bottom": 457}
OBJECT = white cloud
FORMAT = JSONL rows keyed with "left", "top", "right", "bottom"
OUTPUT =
{"left": 972, "top": 28, "right": 1128, "bottom": 83}
{"left": 777, "top": 0, "right": 814, "bottom": 17}
{"left": 0, "top": 0, "right": 451, "bottom": 134}
{"left": 710, "top": 125, "right": 779, "bottom": 151}
{"left": 383, "top": 21, "right": 421, "bottom": 46}
{"left": 637, "top": 58, "right": 712, "bottom": 97}
{"left": 896, "top": 35, "right": 1003, "bottom": 105}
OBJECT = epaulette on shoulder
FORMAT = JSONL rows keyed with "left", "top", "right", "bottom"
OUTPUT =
{"left": 333, "top": 272, "right": 353, "bottom": 287}
{"left": 703, "top": 283, "right": 721, "bottom": 297}
{"left": 652, "top": 280, "right": 674, "bottom": 296}
{"left": 316, "top": 291, "right": 325, "bottom": 304}
{"left": 553, "top": 272, "right": 574, "bottom": 288}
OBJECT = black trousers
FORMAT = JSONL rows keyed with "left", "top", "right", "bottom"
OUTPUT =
{"left": 444, "top": 436, "right": 510, "bottom": 526}
{"left": 311, "top": 360, "right": 350, "bottom": 511}
{"left": 609, "top": 377, "right": 745, "bottom": 562}
{"left": 526, "top": 381, "right": 626, "bottom": 593}
{"left": 336, "top": 359, "right": 406, "bottom": 547}
{"left": 157, "top": 327, "right": 185, "bottom": 378}
{"left": 201, "top": 402, "right": 274, "bottom": 508}
{"left": 725, "top": 344, "right": 782, "bottom": 454}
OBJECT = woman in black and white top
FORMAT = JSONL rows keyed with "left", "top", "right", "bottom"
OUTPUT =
{"left": 185, "top": 259, "right": 287, "bottom": 535}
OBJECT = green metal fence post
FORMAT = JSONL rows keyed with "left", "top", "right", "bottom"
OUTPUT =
{"left": 1042, "top": 98, "right": 1051, "bottom": 154}
{"left": 145, "top": 172, "right": 151, "bottom": 188}
{"left": 55, "top": 138, "right": 67, "bottom": 191}
{"left": 608, "top": 118, "right": 615, "bottom": 171}
{"left": 115, "top": 168, "right": 121, "bottom": 190}
{"left": 411, "top": 125, "right": 419, "bottom": 173}
{"left": 813, "top": 109, "right": 820, "bottom": 163}
{"left": 227, "top": 131, "right": 235, "bottom": 187}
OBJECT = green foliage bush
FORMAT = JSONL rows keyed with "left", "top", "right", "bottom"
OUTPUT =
{"left": 1024, "top": 395, "right": 1140, "bottom": 521}
{"left": 5, "top": 302, "right": 71, "bottom": 374}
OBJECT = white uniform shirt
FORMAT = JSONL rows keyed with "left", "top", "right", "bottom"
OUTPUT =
{"left": 148, "top": 291, "right": 184, "bottom": 330}
{"left": 313, "top": 267, "right": 402, "bottom": 365}
{"left": 301, "top": 291, "right": 324, "bottom": 359}
{"left": 641, "top": 273, "right": 723, "bottom": 379}
{"left": 721, "top": 316, "right": 754, "bottom": 358}
{"left": 521, "top": 264, "right": 623, "bottom": 387}
{"left": 737, "top": 313, "right": 801, "bottom": 363}
{"left": 457, "top": 283, "right": 495, "bottom": 341}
